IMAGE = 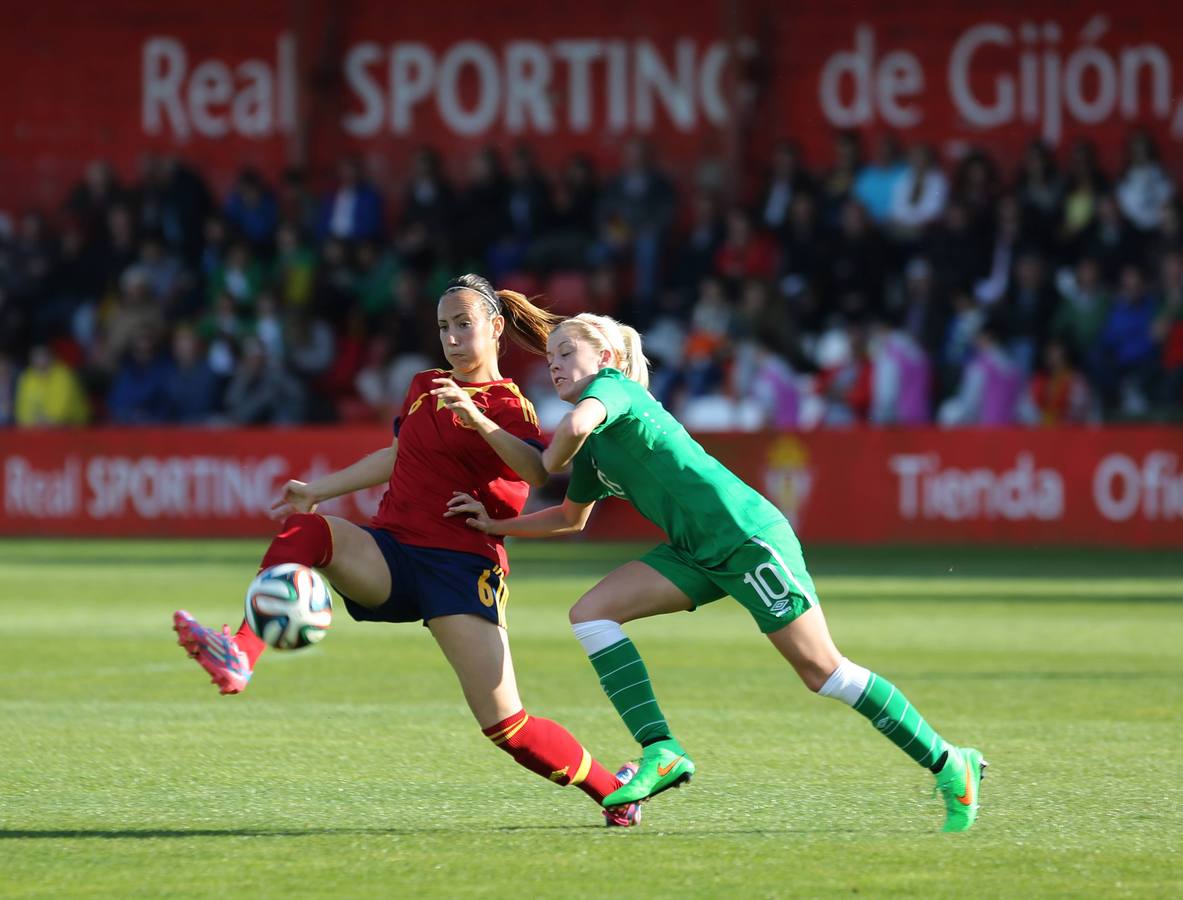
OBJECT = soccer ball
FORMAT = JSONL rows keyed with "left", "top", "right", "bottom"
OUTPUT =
{"left": 244, "top": 563, "right": 333, "bottom": 650}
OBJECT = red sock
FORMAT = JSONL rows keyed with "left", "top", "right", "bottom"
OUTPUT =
{"left": 483, "top": 709, "right": 622, "bottom": 804}
{"left": 234, "top": 513, "right": 334, "bottom": 667}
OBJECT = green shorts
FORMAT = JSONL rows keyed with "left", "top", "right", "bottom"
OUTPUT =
{"left": 640, "top": 521, "right": 818, "bottom": 634}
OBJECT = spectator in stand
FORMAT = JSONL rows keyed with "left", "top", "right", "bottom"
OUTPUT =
{"left": 668, "top": 190, "right": 724, "bottom": 307}
{"left": 974, "top": 195, "right": 1025, "bottom": 304}
{"left": 777, "top": 191, "right": 828, "bottom": 298}
{"left": 939, "top": 287, "right": 985, "bottom": 397}
{"left": 138, "top": 154, "right": 212, "bottom": 264}
{"left": 1014, "top": 140, "right": 1063, "bottom": 240}
{"left": 96, "top": 267, "right": 166, "bottom": 374}
{"left": 1000, "top": 250, "right": 1057, "bottom": 374}
{"left": 951, "top": 148, "right": 1000, "bottom": 240}
{"left": 100, "top": 204, "right": 140, "bottom": 297}
{"left": 488, "top": 144, "right": 551, "bottom": 279}
{"left": 714, "top": 207, "right": 777, "bottom": 284}
{"left": 206, "top": 239, "right": 265, "bottom": 311}
{"left": 939, "top": 318, "right": 1024, "bottom": 426}
{"left": 278, "top": 167, "right": 321, "bottom": 239}
{"left": 869, "top": 316, "right": 932, "bottom": 426}
{"left": 923, "top": 201, "right": 989, "bottom": 296}
{"left": 14, "top": 344, "right": 89, "bottom": 426}
{"left": 252, "top": 291, "right": 285, "bottom": 361}
{"left": 1024, "top": 338, "right": 1095, "bottom": 425}
{"left": 1052, "top": 255, "right": 1110, "bottom": 371}
{"left": 1060, "top": 139, "right": 1108, "bottom": 257}
{"left": 397, "top": 148, "right": 453, "bottom": 270}
{"left": 353, "top": 239, "right": 398, "bottom": 320}
{"left": 0, "top": 351, "right": 17, "bottom": 425}
{"left": 313, "top": 237, "right": 357, "bottom": 324}
{"left": 816, "top": 322, "right": 872, "bottom": 426}
{"left": 224, "top": 168, "right": 279, "bottom": 252}
{"left": 320, "top": 156, "right": 385, "bottom": 243}
{"left": 889, "top": 144, "right": 948, "bottom": 238}
{"left": 1097, "top": 263, "right": 1159, "bottom": 416}
{"left": 596, "top": 137, "right": 675, "bottom": 311}
{"left": 64, "top": 161, "right": 126, "bottom": 248}
{"left": 1154, "top": 250, "right": 1183, "bottom": 412}
{"left": 854, "top": 133, "right": 907, "bottom": 224}
{"left": 1080, "top": 193, "right": 1139, "bottom": 282}
{"left": 455, "top": 147, "right": 507, "bottom": 267}
{"left": 819, "top": 131, "right": 860, "bottom": 225}
{"left": 732, "top": 332, "right": 801, "bottom": 430}
{"left": 354, "top": 333, "right": 430, "bottom": 422}
{"left": 828, "top": 199, "right": 888, "bottom": 315}
{"left": 284, "top": 304, "right": 341, "bottom": 423}
{"left": 758, "top": 140, "right": 812, "bottom": 235}
{"left": 36, "top": 219, "right": 102, "bottom": 345}
{"left": 198, "top": 215, "right": 229, "bottom": 287}
{"left": 272, "top": 221, "right": 317, "bottom": 310}
{"left": 163, "top": 324, "right": 221, "bottom": 424}
{"left": 224, "top": 335, "right": 304, "bottom": 425}
{"left": 1116, "top": 129, "right": 1174, "bottom": 232}
{"left": 134, "top": 230, "right": 188, "bottom": 315}
{"left": 198, "top": 292, "right": 248, "bottom": 380}
{"left": 898, "top": 256, "right": 948, "bottom": 360}
{"left": 107, "top": 326, "right": 173, "bottom": 425}
{"left": 317, "top": 307, "right": 370, "bottom": 418}
{"left": 9, "top": 213, "right": 56, "bottom": 316}
{"left": 680, "top": 277, "right": 734, "bottom": 399}
{"left": 528, "top": 153, "right": 599, "bottom": 273}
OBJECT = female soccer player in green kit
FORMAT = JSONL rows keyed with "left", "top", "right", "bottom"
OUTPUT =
{"left": 445, "top": 312, "right": 987, "bottom": 832}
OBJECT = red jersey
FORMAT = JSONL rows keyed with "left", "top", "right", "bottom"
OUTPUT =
{"left": 373, "top": 368, "right": 543, "bottom": 573}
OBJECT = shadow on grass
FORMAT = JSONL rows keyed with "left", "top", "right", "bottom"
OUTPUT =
{"left": 0, "top": 824, "right": 858, "bottom": 840}
{"left": 906, "top": 670, "right": 1177, "bottom": 681}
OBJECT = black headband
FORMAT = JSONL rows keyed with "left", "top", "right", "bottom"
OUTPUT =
{"left": 442, "top": 279, "right": 502, "bottom": 316}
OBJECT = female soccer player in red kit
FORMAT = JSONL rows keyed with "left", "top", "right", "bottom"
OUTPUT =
{"left": 174, "top": 274, "right": 641, "bottom": 826}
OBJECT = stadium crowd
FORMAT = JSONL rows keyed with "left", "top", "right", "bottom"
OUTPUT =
{"left": 2, "top": 131, "right": 1182, "bottom": 431}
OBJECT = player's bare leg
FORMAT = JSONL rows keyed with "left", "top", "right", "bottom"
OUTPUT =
{"left": 174, "top": 515, "right": 388, "bottom": 694}
{"left": 570, "top": 563, "right": 697, "bottom": 807}
{"left": 429, "top": 613, "right": 636, "bottom": 824}
{"left": 768, "top": 605, "right": 986, "bottom": 832}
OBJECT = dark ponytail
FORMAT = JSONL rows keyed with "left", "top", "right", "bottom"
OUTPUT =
{"left": 496, "top": 290, "right": 563, "bottom": 355}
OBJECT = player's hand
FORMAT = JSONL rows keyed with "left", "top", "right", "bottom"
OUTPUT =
{"left": 269, "top": 480, "right": 319, "bottom": 519}
{"left": 445, "top": 491, "right": 494, "bottom": 533}
{"left": 431, "top": 377, "right": 486, "bottom": 429}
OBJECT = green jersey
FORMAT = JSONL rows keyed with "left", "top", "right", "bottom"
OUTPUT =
{"left": 567, "top": 369, "right": 786, "bottom": 566}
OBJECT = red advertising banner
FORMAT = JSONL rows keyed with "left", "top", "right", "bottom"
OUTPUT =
{"left": 3, "top": 427, "right": 1181, "bottom": 546}
{"left": 4, "top": 1, "right": 1183, "bottom": 211}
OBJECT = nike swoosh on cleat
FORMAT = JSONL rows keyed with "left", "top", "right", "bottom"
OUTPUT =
{"left": 956, "top": 758, "right": 975, "bottom": 806}
{"left": 656, "top": 755, "right": 685, "bottom": 777}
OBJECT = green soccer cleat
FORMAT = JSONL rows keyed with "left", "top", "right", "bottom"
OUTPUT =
{"left": 601, "top": 738, "right": 695, "bottom": 807}
{"left": 934, "top": 746, "right": 988, "bottom": 832}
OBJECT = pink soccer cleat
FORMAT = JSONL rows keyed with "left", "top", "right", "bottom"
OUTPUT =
{"left": 603, "top": 761, "right": 643, "bottom": 828}
{"left": 173, "top": 610, "right": 253, "bottom": 695}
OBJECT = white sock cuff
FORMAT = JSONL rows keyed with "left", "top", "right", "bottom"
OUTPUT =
{"left": 817, "top": 657, "right": 871, "bottom": 706}
{"left": 571, "top": 619, "right": 626, "bottom": 656}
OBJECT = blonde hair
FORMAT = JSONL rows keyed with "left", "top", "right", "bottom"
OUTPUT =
{"left": 555, "top": 313, "right": 650, "bottom": 388}
{"left": 441, "top": 273, "right": 562, "bottom": 355}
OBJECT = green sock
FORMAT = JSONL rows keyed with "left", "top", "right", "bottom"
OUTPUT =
{"left": 853, "top": 672, "right": 947, "bottom": 769}
{"left": 586, "top": 638, "right": 670, "bottom": 744}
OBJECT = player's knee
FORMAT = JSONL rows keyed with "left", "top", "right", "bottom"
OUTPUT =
{"left": 568, "top": 588, "right": 606, "bottom": 624}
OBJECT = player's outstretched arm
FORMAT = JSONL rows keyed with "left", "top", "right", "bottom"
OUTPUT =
{"left": 445, "top": 492, "right": 594, "bottom": 537}
{"left": 542, "top": 399, "right": 606, "bottom": 473}
{"left": 269, "top": 438, "right": 398, "bottom": 519}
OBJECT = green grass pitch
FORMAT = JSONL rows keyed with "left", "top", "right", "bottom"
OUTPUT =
{"left": 1, "top": 539, "right": 1180, "bottom": 898}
